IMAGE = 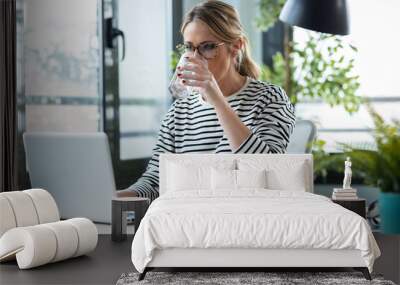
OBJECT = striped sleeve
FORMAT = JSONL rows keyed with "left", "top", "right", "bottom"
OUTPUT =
{"left": 127, "top": 103, "right": 175, "bottom": 202}
{"left": 233, "top": 85, "right": 295, "bottom": 154}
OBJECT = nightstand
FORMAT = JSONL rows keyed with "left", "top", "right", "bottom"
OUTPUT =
{"left": 111, "top": 197, "right": 150, "bottom": 242}
{"left": 332, "top": 198, "right": 366, "bottom": 218}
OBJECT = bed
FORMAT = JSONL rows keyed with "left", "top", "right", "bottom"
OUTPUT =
{"left": 131, "top": 154, "right": 381, "bottom": 281}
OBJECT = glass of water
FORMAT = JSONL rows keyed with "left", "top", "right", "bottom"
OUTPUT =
{"left": 168, "top": 51, "right": 207, "bottom": 99}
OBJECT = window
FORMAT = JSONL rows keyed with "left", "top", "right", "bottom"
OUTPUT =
{"left": 116, "top": 0, "right": 172, "bottom": 160}
{"left": 21, "top": 0, "right": 102, "bottom": 133}
{"left": 294, "top": 0, "right": 400, "bottom": 152}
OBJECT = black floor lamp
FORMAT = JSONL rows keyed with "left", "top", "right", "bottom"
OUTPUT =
{"left": 279, "top": 0, "right": 350, "bottom": 36}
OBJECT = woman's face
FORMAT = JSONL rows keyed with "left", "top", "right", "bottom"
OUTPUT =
{"left": 183, "top": 20, "right": 236, "bottom": 82}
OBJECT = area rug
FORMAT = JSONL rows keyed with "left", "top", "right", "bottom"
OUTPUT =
{"left": 116, "top": 271, "right": 396, "bottom": 285}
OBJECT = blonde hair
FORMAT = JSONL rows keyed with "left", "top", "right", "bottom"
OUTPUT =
{"left": 180, "top": 0, "right": 260, "bottom": 79}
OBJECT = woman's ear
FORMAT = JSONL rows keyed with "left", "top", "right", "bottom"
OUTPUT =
{"left": 230, "top": 38, "right": 243, "bottom": 58}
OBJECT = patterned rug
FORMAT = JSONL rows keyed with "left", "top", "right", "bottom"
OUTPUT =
{"left": 116, "top": 271, "right": 396, "bottom": 285}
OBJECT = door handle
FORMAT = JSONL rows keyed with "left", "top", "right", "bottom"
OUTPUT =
{"left": 105, "top": 17, "right": 126, "bottom": 61}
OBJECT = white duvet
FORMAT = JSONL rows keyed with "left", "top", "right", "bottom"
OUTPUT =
{"left": 131, "top": 190, "right": 381, "bottom": 273}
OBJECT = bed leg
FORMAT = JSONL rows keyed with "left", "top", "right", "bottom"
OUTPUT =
{"left": 354, "top": 267, "right": 372, "bottom": 280}
{"left": 138, "top": 268, "right": 148, "bottom": 281}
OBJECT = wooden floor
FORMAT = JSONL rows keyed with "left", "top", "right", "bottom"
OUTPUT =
{"left": 0, "top": 235, "right": 134, "bottom": 285}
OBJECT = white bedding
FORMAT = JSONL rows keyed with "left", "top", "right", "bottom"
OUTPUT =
{"left": 131, "top": 190, "right": 380, "bottom": 273}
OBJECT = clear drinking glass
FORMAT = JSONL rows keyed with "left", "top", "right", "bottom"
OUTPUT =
{"left": 168, "top": 51, "right": 207, "bottom": 99}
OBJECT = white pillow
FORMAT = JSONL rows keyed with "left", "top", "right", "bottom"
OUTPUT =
{"left": 167, "top": 162, "right": 210, "bottom": 191}
{"left": 166, "top": 159, "right": 236, "bottom": 192}
{"left": 211, "top": 168, "right": 267, "bottom": 191}
{"left": 266, "top": 166, "right": 307, "bottom": 191}
{"left": 236, "top": 169, "right": 267, "bottom": 189}
{"left": 237, "top": 158, "right": 309, "bottom": 191}
{"left": 211, "top": 168, "right": 236, "bottom": 190}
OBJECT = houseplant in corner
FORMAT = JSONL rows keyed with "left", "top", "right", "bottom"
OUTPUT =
{"left": 344, "top": 103, "right": 400, "bottom": 234}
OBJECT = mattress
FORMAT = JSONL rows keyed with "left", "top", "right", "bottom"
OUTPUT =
{"left": 131, "top": 190, "right": 381, "bottom": 273}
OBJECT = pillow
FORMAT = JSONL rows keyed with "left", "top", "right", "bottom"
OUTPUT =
{"left": 167, "top": 162, "right": 210, "bottom": 191}
{"left": 211, "top": 168, "right": 236, "bottom": 190}
{"left": 236, "top": 169, "right": 267, "bottom": 189}
{"left": 166, "top": 159, "right": 236, "bottom": 193}
{"left": 237, "top": 157, "right": 309, "bottom": 191}
{"left": 211, "top": 168, "right": 267, "bottom": 191}
{"left": 265, "top": 165, "right": 307, "bottom": 191}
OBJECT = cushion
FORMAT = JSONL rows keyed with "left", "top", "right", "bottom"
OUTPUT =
{"left": 0, "top": 191, "right": 39, "bottom": 227}
{"left": 0, "top": 196, "right": 16, "bottom": 237}
{"left": 42, "top": 221, "right": 79, "bottom": 262}
{"left": 211, "top": 168, "right": 267, "bottom": 191}
{"left": 0, "top": 189, "right": 97, "bottom": 270}
{"left": 211, "top": 168, "right": 236, "bottom": 190}
{"left": 166, "top": 159, "right": 235, "bottom": 192}
{"left": 0, "top": 218, "right": 97, "bottom": 269}
{"left": 23, "top": 189, "right": 60, "bottom": 224}
{"left": 236, "top": 169, "right": 267, "bottom": 189}
{"left": 167, "top": 162, "right": 211, "bottom": 191}
{"left": 266, "top": 166, "right": 307, "bottom": 191}
{"left": 237, "top": 157, "right": 308, "bottom": 191}
{"left": 0, "top": 189, "right": 60, "bottom": 238}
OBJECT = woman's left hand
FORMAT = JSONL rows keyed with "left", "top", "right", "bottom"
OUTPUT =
{"left": 177, "top": 56, "right": 225, "bottom": 106}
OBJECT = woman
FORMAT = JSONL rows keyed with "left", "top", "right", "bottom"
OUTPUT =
{"left": 117, "top": 0, "right": 296, "bottom": 201}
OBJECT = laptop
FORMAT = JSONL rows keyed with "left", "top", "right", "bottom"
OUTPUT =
{"left": 23, "top": 132, "right": 125, "bottom": 224}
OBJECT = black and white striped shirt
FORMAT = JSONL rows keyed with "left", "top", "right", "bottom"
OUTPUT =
{"left": 128, "top": 77, "right": 296, "bottom": 201}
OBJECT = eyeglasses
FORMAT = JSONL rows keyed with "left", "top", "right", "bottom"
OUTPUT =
{"left": 176, "top": 42, "right": 225, "bottom": 60}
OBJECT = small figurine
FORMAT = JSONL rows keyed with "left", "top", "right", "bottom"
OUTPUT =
{"left": 343, "top": 157, "right": 352, "bottom": 189}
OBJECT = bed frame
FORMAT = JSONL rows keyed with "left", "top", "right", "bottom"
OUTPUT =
{"left": 138, "top": 248, "right": 371, "bottom": 280}
{"left": 137, "top": 154, "right": 372, "bottom": 281}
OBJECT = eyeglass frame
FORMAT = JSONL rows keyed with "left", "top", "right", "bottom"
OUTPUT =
{"left": 176, "top": 41, "right": 225, "bottom": 60}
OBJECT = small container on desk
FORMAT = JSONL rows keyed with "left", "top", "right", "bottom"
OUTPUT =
{"left": 331, "top": 198, "right": 367, "bottom": 219}
{"left": 112, "top": 197, "right": 150, "bottom": 242}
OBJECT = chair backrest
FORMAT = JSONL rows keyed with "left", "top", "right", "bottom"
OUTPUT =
{"left": 286, "top": 120, "right": 317, "bottom": 154}
{"left": 0, "top": 189, "right": 60, "bottom": 238}
{"left": 159, "top": 154, "right": 313, "bottom": 195}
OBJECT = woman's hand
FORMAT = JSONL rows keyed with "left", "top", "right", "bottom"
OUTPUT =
{"left": 115, "top": 188, "right": 139, "bottom": 198}
{"left": 177, "top": 56, "right": 225, "bottom": 106}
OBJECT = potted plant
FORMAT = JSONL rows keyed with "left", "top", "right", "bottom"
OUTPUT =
{"left": 255, "top": 0, "right": 363, "bottom": 184}
{"left": 343, "top": 103, "right": 400, "bottom": 234}
{"left": 255, "top": 0, "right": 362, "bottom": 113}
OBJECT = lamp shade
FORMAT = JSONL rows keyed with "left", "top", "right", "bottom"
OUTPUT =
{"left": 279, "top": 0, "right": 350, "bottom": 35}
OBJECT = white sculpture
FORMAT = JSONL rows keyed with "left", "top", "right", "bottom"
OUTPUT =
{"left": 343, "top": 157, "right": 352, "bottom": 189}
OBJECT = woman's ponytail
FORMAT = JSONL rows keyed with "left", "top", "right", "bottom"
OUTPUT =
{"left": 236, "top": 35, "right": 260, "bottom": 79}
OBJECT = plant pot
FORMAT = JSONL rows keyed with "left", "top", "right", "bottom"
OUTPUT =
{"left": 379, "top": 192, "right": 400, "bottom": 234}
